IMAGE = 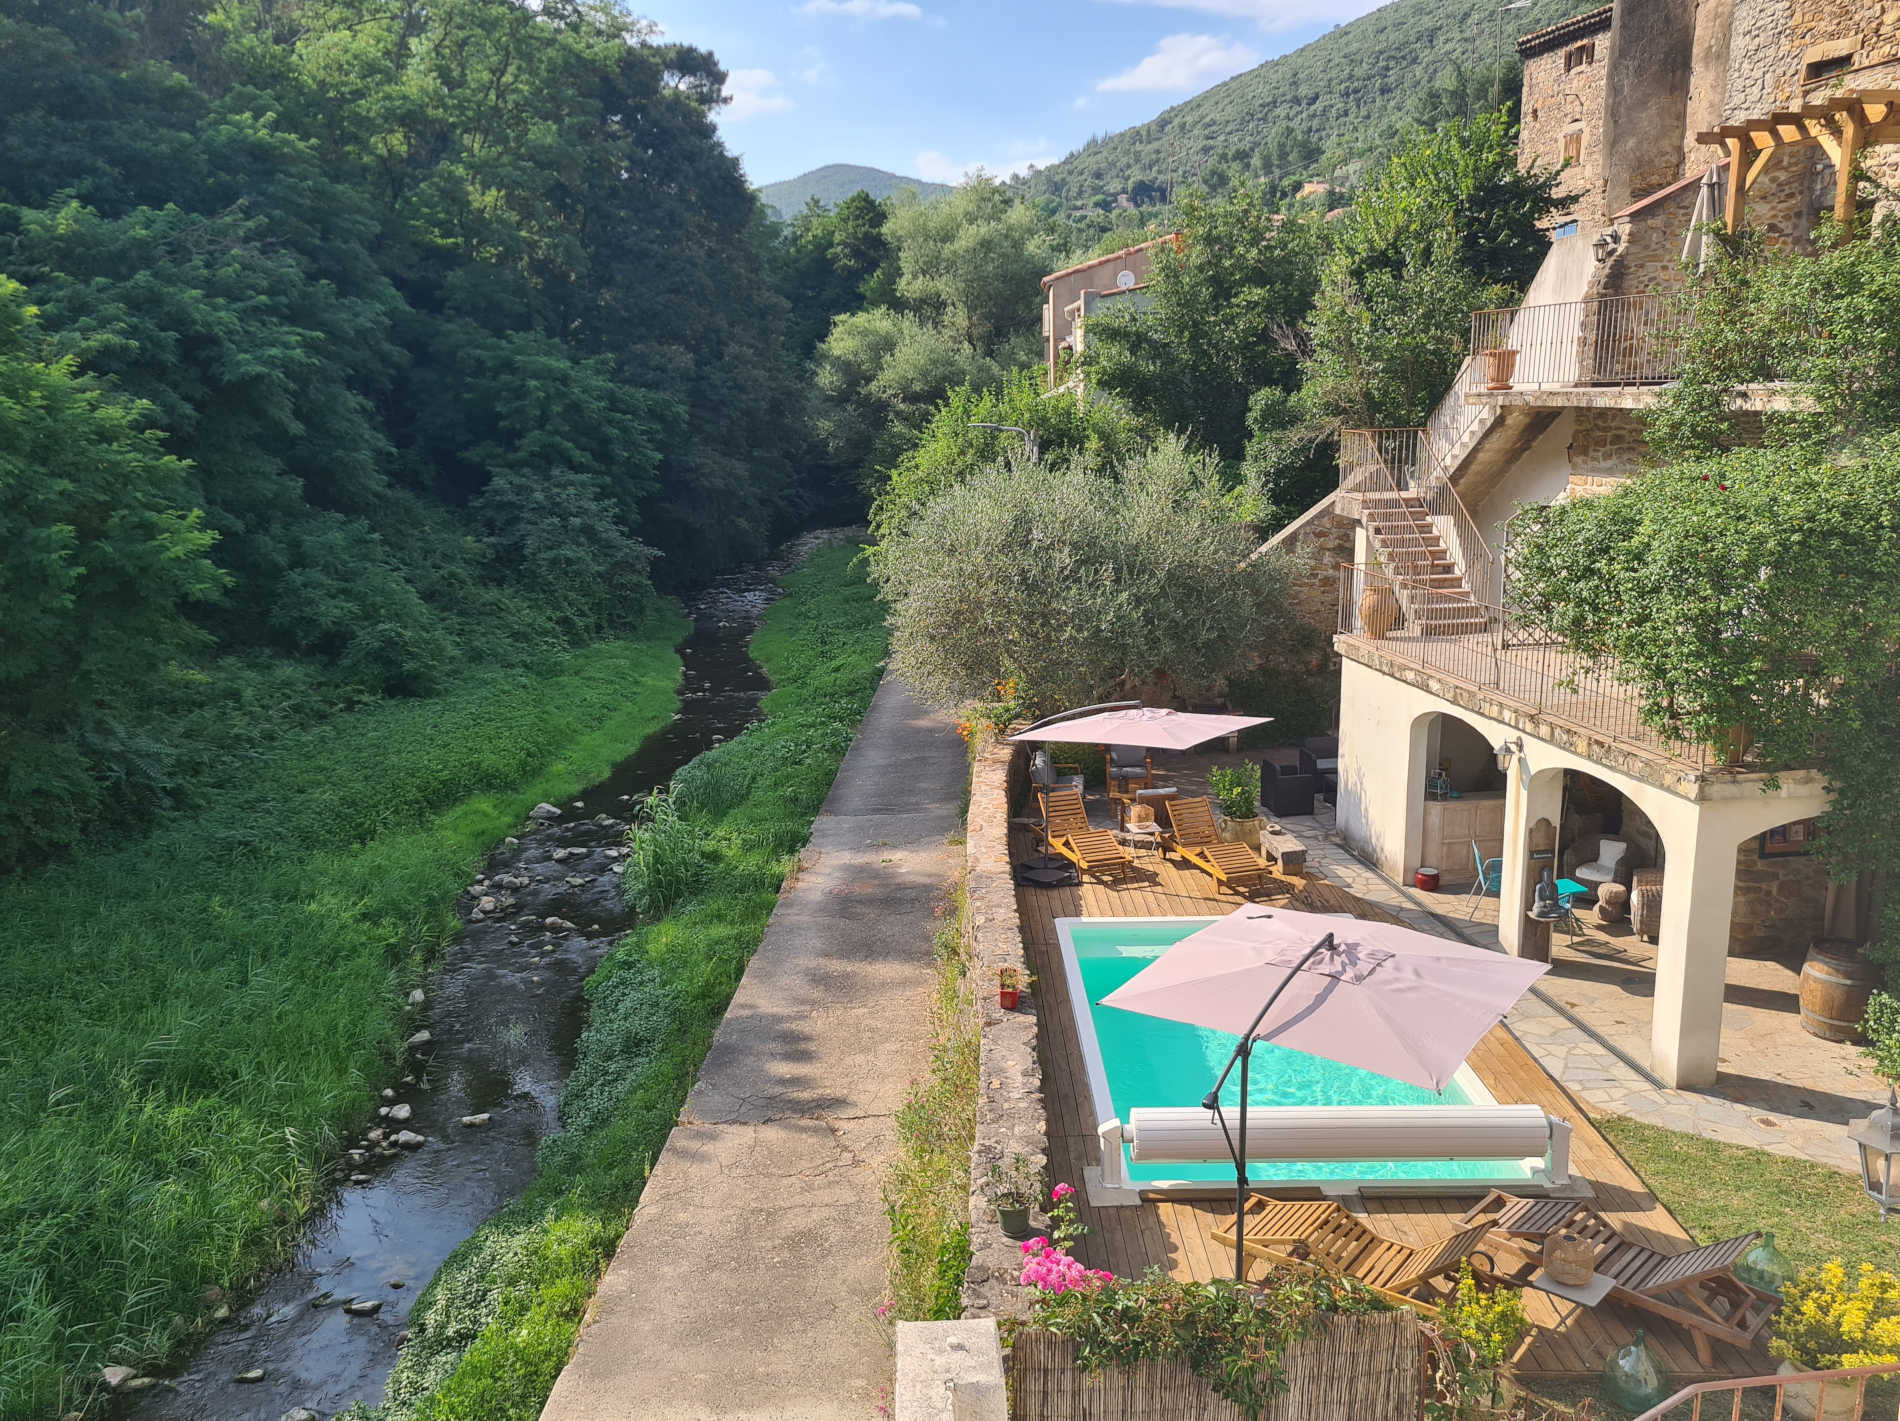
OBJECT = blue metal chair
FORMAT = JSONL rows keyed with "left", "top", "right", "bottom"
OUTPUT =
{"left": 1463, "top": 839, "right": 1504, "bottom": 919}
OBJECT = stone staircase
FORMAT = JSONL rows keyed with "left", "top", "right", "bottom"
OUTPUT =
{"left": 1360, "top": 490, "right": 1492, "bottom": 636}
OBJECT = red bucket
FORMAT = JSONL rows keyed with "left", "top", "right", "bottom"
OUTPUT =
{"left": 1415, "top": 866, "right": 1441, "bottom": 892}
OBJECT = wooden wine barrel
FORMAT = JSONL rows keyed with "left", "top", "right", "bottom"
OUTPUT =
{"left": 1799, "top": 939, "right": 1879, "bottom": 1042}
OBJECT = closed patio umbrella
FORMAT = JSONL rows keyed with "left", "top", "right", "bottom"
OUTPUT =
{"left": 1100, "top": 905, "right": 1549, "bottom": 1279}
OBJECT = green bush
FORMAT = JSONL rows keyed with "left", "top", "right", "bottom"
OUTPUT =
{"left": 367, "top": 543, "right": 890, "bottom": 1420}
{"left": 621, "top": 789, "right": 705, "bottom": 917}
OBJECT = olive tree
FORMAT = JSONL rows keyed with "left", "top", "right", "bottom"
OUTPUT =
{"left": 869, "top": 436, "right": 1297, "bottom": 711}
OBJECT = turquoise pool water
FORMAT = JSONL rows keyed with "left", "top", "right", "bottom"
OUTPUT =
{"left": 1067, "top": 919, "right": 1532, "bottom": 1184}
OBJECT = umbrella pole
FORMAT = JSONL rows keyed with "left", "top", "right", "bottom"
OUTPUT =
{"left": 1202, "top": 931, "right": 1337, "bottom": 1283}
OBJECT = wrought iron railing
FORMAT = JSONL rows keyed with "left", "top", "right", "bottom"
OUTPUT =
{"left": 1468, "top": 293, "right": 1688, "bottom": 393}
{"left": 1337, "top": 430, "right": 1500, "bottom": 608}
{"left": 1631, "top": 1361, "right": 1900, "bottom": 1420}
{"left": 1335, "top": 565, "right": 1707, "bottom": 766}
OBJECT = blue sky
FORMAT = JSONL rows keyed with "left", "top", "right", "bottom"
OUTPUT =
{"left": 635, "top": 0, "right": 1389, "bottom": 188}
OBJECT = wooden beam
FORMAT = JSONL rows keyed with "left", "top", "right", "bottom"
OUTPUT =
{"left": 1744, "top": 144, "right": 1776, "bottom": 190}
{"left": 1803, "top": 117, "right": 1842, "bottom": 165}
{"left": 1837, "top": 105, "right": 1867, "bottom": 229}
{"left": 1724, "top": 137, "right": 1747, "bottom": 231}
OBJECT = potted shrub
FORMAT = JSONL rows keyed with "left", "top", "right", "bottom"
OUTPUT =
{"left": 1771, "top": 1260, "right": 1900, "bottom": 1419}
{"left": 984, "top": 1154, "right": 1042, "bottom": 1240}
{"left": 999, "top": 966, "right": 1022, "bottom": 1010}
{"left": 1208, "top": 763, "right": 1263, "bottom": 848}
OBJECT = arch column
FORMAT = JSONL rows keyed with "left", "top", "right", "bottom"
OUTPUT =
{"left": 1649, "top": 814, "right": 1740, "bottom": 1089}
{"left": 1499, "top": 764, "right": 1563, "bottom": 958}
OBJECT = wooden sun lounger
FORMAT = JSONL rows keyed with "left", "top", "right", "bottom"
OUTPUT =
{"left": 1211, "top": 1195, "right": 1504, "bottom": 1317}
{"left": 1041, "top": 785, "right": 1132, "bottom": 882}
{"left": 1160, "top": 796, "right": 1275, "bottom": 896}
{"left": 1459, "top": 1189, "right": 1778, "bottom": 1366}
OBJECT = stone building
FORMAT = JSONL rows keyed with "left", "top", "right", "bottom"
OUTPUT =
{"left": 1039, "top": 236, "right": 1175, "bottom": 388}
{"left": 1517, "top": 6, "right": 1614, "bottom": 234}
{"left": 1261, "top": 0, "right": 1898, "bottom": 1089}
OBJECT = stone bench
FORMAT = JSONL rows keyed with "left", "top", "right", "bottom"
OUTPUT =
{"left": 1261, "top": 824, "right": 1307, "bottom": 876}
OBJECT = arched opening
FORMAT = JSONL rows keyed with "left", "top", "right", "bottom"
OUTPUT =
{"left": 1413, "top": 711, "right": 1509, "bottom": 888}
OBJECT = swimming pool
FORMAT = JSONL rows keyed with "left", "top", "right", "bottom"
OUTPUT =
{"left": 1057, "top": 917, "right": 1538, "bottom": 1191}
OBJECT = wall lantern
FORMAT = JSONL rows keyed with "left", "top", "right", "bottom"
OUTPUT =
{"left": 1592, "top": 229, "right": 1622, "bottom": 264}
{"left": 1494, "top": 737, "right": 1524, "bottom": 775}
{"left": 1851, "top": 1085, "right": 1900, "bottom": 1219}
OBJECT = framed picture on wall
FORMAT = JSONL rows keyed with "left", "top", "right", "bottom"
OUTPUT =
{"left": 1760, "top": 820, "right": 1817, "bottom": 857}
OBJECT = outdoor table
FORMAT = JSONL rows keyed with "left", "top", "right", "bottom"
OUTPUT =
{"left": 1526, "top": 1268, "right": 1615, "bottom": 1308}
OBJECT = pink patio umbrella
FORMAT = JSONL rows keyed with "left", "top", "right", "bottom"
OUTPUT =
{"left": 1009, "top": 704, "right": 1270, "bottom": 751}
{"left": 1099, "top": 904, "right": 1549, "bottom": 1278}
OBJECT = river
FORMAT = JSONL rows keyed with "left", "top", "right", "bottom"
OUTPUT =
{"left": 129, "top": 537, "right": 832, "bottom": 1421}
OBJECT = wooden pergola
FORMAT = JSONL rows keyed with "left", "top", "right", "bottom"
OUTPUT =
{"left": 1698, "top": 88, "right": 1900, "bottom": 232}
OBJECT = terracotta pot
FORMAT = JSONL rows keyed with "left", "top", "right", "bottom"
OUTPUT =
{"left": 1359, "top": 584, "right": 1401, "bottom": 639}
{"left": 1483, "top": 347, "right": 1520, "bottom": 391}
{"left": 1220, "top": 815, "right": 1263, "bottom": 849}
{"left": 1776, "top": 1360, "right": 1861, "bottom": 1421}
{"left": 1415, "top": 866, "right": 1441, "bottom": 892}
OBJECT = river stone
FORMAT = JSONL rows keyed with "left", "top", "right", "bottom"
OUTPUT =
{"left": 477, "top": 896, "right": 499, "bottom": 913}
{"left": 387, "top": 1103, "right": 412, "bottom": 1122}
{"left": 529, "top": 802, "right": 562, "bottom": 821}
{"left": 123, "top": 1377, "right": 159, "bottom": 1391}
{"left": 564, "top": 876, "right": 587, "bottom": 888}
{"left": 406, "top": 988, "right": 425, "bottom": 1007}
{"left": 366, "top": 1128, "right": 384, "bottom": 1143}
{"left": 101, "top": 1365, "right": 137, "bottom": 1390}
{"left": 213, "top": 1304, "right": 230, "bottom": 1321}
{"left": 377, "top": 1106, "right": 390, "bottom": 1117}
{"left": 351, "top": 1173, "right": 370, "bottom": 1183}
{"left": 406, "top": 1030, "right": 432, "bottom": 1049}
{"left": 460, "top": 1113, "right": 491, "bottom": 1128}
{"left": 282, "top": 1409, "right": 321, "bottom": 1421}
{"left": 570, "top": 799, "right": 584, "bottom": 810}
{"left": 544, "top": 917, "right": 575, "bottom": 932}
{"left": 387, "top": 1278, "right": 405, "bottom": 1289}
{"left": 235, "top": 1368, "right": 266, "bottom": 1383}
{"left": 504, "top": 835, "right": 519, "bottom": 849}
{"left": 391, "top": 1130, "right": 426, "bottom": 1149}
{"left": 343, "top": 1297, "right": 383, "bottom": 1317}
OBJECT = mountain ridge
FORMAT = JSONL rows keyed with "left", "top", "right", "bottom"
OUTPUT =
{"left": 758, "top": 163, "right": 952, "bottom": 218}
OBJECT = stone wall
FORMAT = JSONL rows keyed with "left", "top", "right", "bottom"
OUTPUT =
{"left": 1730, "top": 829, "right": 1830, "bottom": 957}
{"left": 960, "top": 731, "right": 1045, "bottom": 1322}
{"left": 1568, "top": 406, "right": 1651, "bottom": 482}
{"left": 1264, "top": 494, "right": 1357, "bottom": 644}
{"left": 1521, "top": 23, "right": 1612, "bottom": 234}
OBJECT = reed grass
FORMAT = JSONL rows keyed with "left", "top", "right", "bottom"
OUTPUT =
{"left": 0, "top": 625, "right": 686, "bottom": 1419}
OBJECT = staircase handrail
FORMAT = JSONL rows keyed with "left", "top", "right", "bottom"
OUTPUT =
{"left": 1410, "top": 433, "right": 1500, "bottom": 608}
{"left": 1630, "top": 1360, "right": 1900, "bottom": 1421}
{"left": 1335, "top": 430, "right": 1441, "bottom": 631}
{"left": 1339, "top": 427, "right": 1499, "bottom": 609}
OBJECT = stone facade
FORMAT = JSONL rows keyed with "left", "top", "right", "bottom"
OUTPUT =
{"left": 1264, "top": 494, "right": 1357, "bottom": 646}
{"left": 1729, "top": 827, "right": 1830, "bottom": 956}
{"left": 1518, "top": 8, "right": 1614, "bottom": 234}
{"left": 1567, "top": 407, "right": 1650, "bottom": 484}
{"left": 960, "top": 732, "right": 1045, "bottom": 1322}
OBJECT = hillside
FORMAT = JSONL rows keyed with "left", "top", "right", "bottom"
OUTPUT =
{"left": 759, "top": 163, "right": 952, "bottom": 217}
{"left": 1023, "top": 0, "right": 1582, "bottom": 206}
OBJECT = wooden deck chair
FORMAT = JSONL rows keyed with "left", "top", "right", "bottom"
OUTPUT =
{"left": 1211, "top": 1196, "right": 1502, "bottom": 1317}
{"left": 1460, "top": 1190, "right": 1776, "bottom": 1366}
{"left": 1160, "top": 796, "right": 1274, "bottom": 896}
{"left": 1041, "top": 785, "right": 1132, "bottom": 882}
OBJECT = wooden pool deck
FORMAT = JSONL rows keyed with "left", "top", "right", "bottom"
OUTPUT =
{"left": 1011, "top": 818, "right": 1773, "bottom": 1382}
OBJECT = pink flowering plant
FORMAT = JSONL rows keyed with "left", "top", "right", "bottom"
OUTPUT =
{"left": 1018, "top": 1181, "right": 1105, "bottom": 1295}
{"left": 1048, "top": 1181, "right": 1084, "bottom": 1252}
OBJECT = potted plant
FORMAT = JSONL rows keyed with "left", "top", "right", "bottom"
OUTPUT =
{"left": 1482, "top": 340, "right": 1520, "bottom": 391}
{"left": 1357, "top": 558, "right": 1402, "bottom": 639}
{"left": 1770, "top": 1260, "right": 1900, "bottom": 1419}
{"left": 999, "top": 966, "right": 1022, "bottom": 1010}
{"left": 1208, "top": 763, "right": 1263, "bottom": 848}
{"left": 984, "top": 1154, "right": 1042, "bottom": 1240}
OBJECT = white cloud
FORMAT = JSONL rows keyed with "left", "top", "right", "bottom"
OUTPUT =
{"left": 1095, "top": 33, "right": 1261, "bottom": 93}
{"left": 913, "top": 141, "right": 1061, "bottom": 184}
{"left": 798, "top": 46, "right": 834, "bottom": 86}
{"left": 798, "top": 0, "right": 928, "bottom": 18}
{"left": 722, "top": 68, "right": 793, "bottom": 122}
{"left": 1095, "top": 0, "right": 1385, "bottom": 33}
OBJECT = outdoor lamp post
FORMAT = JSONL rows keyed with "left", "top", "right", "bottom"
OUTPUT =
{"left": 1852, "top": 1085, "right": 1900, "bottom": 1219}
{"left": 1494, "top": 737, "right": 1523, "bottom": 775}
{"left": 1494, "top": 1, "right": 1533, "bottom": 105}
{"left": 968, "top": 422, "right": 1039, "bottom": 463}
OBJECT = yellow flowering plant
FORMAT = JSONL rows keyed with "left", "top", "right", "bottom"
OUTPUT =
{"left": 1772, "top": 1261, "right": 1900, "bottom": 1371}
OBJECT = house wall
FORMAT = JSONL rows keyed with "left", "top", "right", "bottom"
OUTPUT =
{"left": 1474, "top": 410, "right": 1575, "bottom": 548}
{"left": 1521, "top": 23, "right": 1613, "bottom": 233}
{"left": 1042, "top": 241, "right": 1164, "bottom": 384}
{"left": 1264, "top": 495, "right": 1358, "bottom": 646}
{"left": 1568, "top": 408, "right": 1650, "bottom": 490}
{"left": 1601, "top": 0, "right": 1698, "bottom": 212}
{"left": 1730, "top": 829, "right": 1830, "bottom": 957}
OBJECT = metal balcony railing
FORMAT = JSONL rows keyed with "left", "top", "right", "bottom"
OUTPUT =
{"left": 1338, "top": 430, "right": 1500, "bottom": 608}
{"left": 1468, "top": 293, "right": 1689, "bottom": 393}
{"left": 1335, "top": 564, "right": 1708, "bottom": 766}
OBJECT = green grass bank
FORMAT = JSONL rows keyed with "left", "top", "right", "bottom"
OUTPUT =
{"left": 0, "top": 622, "right": 687, "bottom": 1419}
{"left": 363, "top": 543, "right": 890, "bottom": 1421}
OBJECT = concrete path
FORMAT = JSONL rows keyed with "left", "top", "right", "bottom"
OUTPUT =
{"left": 540, "top": 678, "right": 965, "bottom": 1421}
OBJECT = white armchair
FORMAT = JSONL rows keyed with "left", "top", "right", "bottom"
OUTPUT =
{"left": 1572, "top": 838, "right": 1629, "bottom": 896}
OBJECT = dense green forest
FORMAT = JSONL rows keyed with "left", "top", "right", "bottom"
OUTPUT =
{"left": 0, "top": 0, "right": 833, "bottom": 871}
{"left": 759, "top": 163, "right": 950, "bottom": 218}
{"left": 1018, "top": 0, "right": 1585, "bottom": 209}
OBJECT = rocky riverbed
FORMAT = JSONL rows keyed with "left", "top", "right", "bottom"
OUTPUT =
{"left": 118, "top": 536, "right": 839, "bottom": 1421}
